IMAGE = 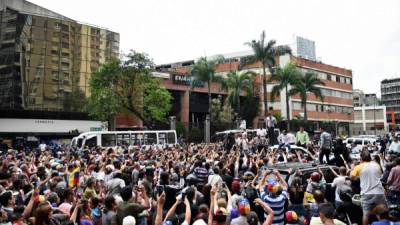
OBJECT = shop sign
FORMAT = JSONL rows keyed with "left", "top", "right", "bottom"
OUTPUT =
{"left": 172, "top": 75, "right": 204, "bottom": 87}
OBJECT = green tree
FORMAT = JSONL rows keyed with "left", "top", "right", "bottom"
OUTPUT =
{"left": 189, "top": 56, "right": 224, "bottom": 121}
{"left": 240, "top": 95, "right": 259, "bottom": 127}
{"left": 87, "top": 51, "right": 172, "bottom": 128}
{"left": 220, "top": 97, "right": 234, "bottom": 123}
{"left": 270, "top": 62, "right": 301, "bottom": 126}
{"left": 289, "top": 72, "right": 325, "bottom": 122}
{"left": 221, "top": 70, "right": 256, "bottom": 114}
{"left": 211, "top": 97, "right": 222, "bottom": 122}
{"left": 245, "top": 30, "right": 291, "bottom": 115}
{"left": 63, "top": 88, "right": 87, "bottom": 112}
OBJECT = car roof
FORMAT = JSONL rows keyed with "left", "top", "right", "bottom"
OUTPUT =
{"left": 270, "top": 162, "right": 336, "bottom": 173}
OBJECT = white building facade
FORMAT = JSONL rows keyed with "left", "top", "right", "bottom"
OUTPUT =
{"left": 352, "top": 105, "right": 388, "bottom": 136}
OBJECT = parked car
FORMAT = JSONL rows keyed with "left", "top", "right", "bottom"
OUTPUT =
{"left": 343, "top": 136, "right": 381, "bottom": 150}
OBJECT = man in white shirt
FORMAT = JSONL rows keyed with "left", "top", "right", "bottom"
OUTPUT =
{"left": 287, "top": 131, "right": 296, "bottom": 145}
{"left": 358, "top": 150, "right": 387, "bottom": 225}
{"left": 330, "top": 166, "right": 348, "bottom": 207}
{"left": 265, "top": 111, "right": 277, "bottom": 145}
{"left": 389, "top": 136, "right": 400, "bottom": 154}
{"left": 278, "top": 130, "right": 291, "bottom": 151}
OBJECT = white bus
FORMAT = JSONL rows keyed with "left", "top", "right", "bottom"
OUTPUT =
{"left": 71, "top": 130, "right": 177, "bottom": 149}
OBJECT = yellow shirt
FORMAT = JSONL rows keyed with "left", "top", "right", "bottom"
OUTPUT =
{"left": 84, "top": 187, "right": 97, "bottom": 199}
{"left": 351, "top": 163, "right": 365, "bottom": 177}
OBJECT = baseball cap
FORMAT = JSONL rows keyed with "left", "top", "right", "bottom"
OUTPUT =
{"left": 123, "top": 216, "right": 136, "bottom": 225}
{"left": 238, "top": 198, "right": 250, "bottom": 215}
{"left": 285, "top": 211, "right": 299, "bottom": 223}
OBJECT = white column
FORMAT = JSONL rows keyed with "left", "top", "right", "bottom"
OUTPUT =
{"left": 362, "top": 106, "right": 366, "bottom": 132}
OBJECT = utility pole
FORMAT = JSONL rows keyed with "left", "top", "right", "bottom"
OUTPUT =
{"left": 373, "top": 94, "right": 377, "bottom": 136}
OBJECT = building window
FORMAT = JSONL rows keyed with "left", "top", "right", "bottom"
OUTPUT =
{"left": 336, "top": 76, "right": 340, "bottom": 82}
{"left": 308, "top": 103, "right": 317, "bottom": 111}
{"left": 327, "top": 74, "right": 331, "bottom": 81}
{"left": 292, "top": 102, "right": 302, "bottom": 110}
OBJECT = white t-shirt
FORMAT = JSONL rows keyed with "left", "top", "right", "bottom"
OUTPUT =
{"left": 257, "top": 129, "right": 267, "bottom": 137}
{"left": 360, "top": 162, "right": 385, "bottom": 195}
{"left": 287, "top": 133, "right": 296, "bottom": 144}
{"left": 278, "top": 134, "right": 291, "bottom": 145}
{"left": 389, "top": 141, "right": 400, "bottom": 153}
{"left": 207, "top": 174, "right": 222, "bottom": 186}
{"left": 332, "top": 175, "right": 347, "bottom": 202}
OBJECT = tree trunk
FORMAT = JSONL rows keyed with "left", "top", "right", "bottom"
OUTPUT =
{"left": 286, "top": 85, "right": 290, "bottom": 130}
{"left": 237, "top": 87, "right": 241, "bottom": 114}
{"left": 263, "top": 65, "right": 268, "bottom": 116}
{"left": 208, "top": 80, "right": 212, "bottom": 122}
{"left": 303, "top": 97, "right": 308, "bottom": 122}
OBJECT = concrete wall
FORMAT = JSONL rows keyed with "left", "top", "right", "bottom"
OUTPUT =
{"left": 1, "top": 0, "right": 72, "bottom": 21}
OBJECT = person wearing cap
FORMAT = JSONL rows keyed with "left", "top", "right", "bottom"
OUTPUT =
{"left": 230, "top": 179, "right": 241, "bottom": 210}
{"left": 285, "top": 211, "right": 299, "bottom": 225}
{"left": 122, "top": 216, "right": 136, "bottom": 225}
{"left": 306, "top": 168, "right": 326, "bottom": 195}
{"left": 259, "top": 170, "right": 288, "bottom": 225}
{"left": 231, "top": 198, "right": 251, "bottom": 225}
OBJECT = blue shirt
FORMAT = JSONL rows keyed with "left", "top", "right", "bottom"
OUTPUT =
{"left": 372, "top": 220, "right": 391, "bottom": 225}
{"left": 261, "top": 190, "right": 288, "bottom": 225}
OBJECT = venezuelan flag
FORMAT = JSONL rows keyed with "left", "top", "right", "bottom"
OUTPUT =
{"left": 69, "top": 167, "right": 80, "bottom": 188}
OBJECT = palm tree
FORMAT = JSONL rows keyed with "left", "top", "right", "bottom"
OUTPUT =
{"left": 244, "top": 30, "right": 292, "bottom": 116}
{"left": 270, "top": 62, "right": 301, "bottom": 129}
{"left": 221, "top": 70, "right": 256, "bottom": 114}
{"left": 189, "top": 56, "right": 223, "bottom": 121}
{"left": 289, "top": 72, "right": 325, "bottom": 122}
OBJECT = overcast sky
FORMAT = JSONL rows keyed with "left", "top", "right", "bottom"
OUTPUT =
{"left": 30, "top": 0, "right": 400, "bottom": 95}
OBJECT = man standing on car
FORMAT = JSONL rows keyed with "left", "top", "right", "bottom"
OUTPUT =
{"left": 265, "top": 108, "right": 277, "bottom": 146}
{"left": 319, "top": 127, "right": 332, "bottom": 164}
{"left": 296, "top": 126, "right": 310, "bottom": 148}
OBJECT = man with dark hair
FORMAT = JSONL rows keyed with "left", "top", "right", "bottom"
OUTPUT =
{"left": 193, "top": 160, "right": 208, "bottom": 184}
{"left": 0, "top": 191, "right": 15, "bottom": 222}
{"left": 107, "top": 171, "right": 126, "bottom": 196}
{"left": 58, "top": 188, "right": 74, "bottom": 216}
{"left": 317, "top": 203, "right": 336, "bottom": 225}
{"left": 319, "top": 127, "right": 332, "bottom": 164}
{"left": 351, "top": 150, "right": 387, "bottom": 225}
{"left": 116, "top": 186, "right": 149, "bottom": 225}
{"left": 207, "top": 167, "right": 222, "bottom": 186}
{"left": 309, "top": 202, "right": 346, "bottom": 225}
{"left": 265, "top": 109, "right": 277, "bottom": 146}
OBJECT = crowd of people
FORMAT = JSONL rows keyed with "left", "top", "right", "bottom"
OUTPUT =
{"left": 0, "top": 123, "right": 399, "bottom": 225}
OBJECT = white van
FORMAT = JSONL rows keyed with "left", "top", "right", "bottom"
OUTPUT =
{"left": 71, "top": 130, "right": 177, "bottom": 150}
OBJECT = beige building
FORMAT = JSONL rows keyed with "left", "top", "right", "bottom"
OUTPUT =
{"left": 0, "top": 0, "right": 119, "bottom": 112}
{"left": 352, "top": 105, "right": 388, "bottom": 136}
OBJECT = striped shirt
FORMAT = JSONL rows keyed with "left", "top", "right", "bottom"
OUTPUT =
{"left": 261, "top": 190, "right": 288, "bottom": 225}
{"left": 194, "top": 167, "right": 209, "bottom": 182}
